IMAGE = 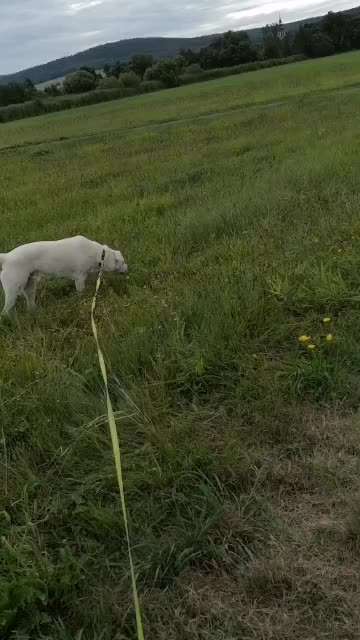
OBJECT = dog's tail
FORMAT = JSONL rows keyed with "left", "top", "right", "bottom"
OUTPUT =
{"left": 0, "top": 253, "right": 6, "bottom": 270}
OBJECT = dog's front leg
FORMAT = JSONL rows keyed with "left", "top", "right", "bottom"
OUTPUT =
{"left": 74, "top": 274, "right": 87, "bottom": 293}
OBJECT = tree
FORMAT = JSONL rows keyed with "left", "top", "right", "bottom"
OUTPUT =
{"left": 79, "top": 65, "right": 98, "bottom": 77}
{"left": 349, "top": 18, "right": 360, "bottom": 49}
{"left": 322, "top": 11, "right": 349, "bottom": 51}
{"left": 118, "top": 71, "right": 141, "bottom": 89}
{"left": 262, "top": 21, "right": 288, "bottom": 58}
{"left": 0, "top": 83, "right": 28, "bottom": 107}
{"left": 98, "top": 76, "right": 120, "bottom": 90}
{"left": 294, "top": 24, "right": 335, "bottom": 57}
{"left": 179, "top": 48, "right": 199, "bottom": 65}
{"left": 44, "top": 83, "right": 62, "bottom": 96}
{"left": 129, "top": 54, "right": 154, "bottom": 78}
{"left": 110, "top": 61, "right": 128, "bottom": 78}
{"left": 309, "top": 32, "right": 335, "bottom": 57}
{"left": 23, "top": 78, "right": 36, "bottom": 98}
{"left": 294, "top": 25, "right": 316, "bottom": 56}
{"left": 198, "top": 47, "right": 219, "bottom": 69}
{"left": 199, "top": 31, "right": 258, "bottom": 68}
{"left": 281, "top": 33, "right": 294, "bottom": 57}
{"left": 144, "top": 59, "right": 183, "bottom": 87}
{"left": 211, "top": 30, "right": 252, "bottom": 51}
{"left": 63, "top": 70, "right": 97, "bottom": 94}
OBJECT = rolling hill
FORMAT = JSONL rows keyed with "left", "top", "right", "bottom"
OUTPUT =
{"left": 0, "top": 5, "right": 359, "bottom": 86}
{"left": 0, "top": 36, "right": 219, "bottom": 86}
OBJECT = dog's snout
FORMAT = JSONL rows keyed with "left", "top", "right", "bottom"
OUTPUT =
{"left": 122, "top": 262, "right": 128, "bottom": 273}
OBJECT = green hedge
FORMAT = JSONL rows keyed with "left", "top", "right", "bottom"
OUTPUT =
{"left": 179, "top": 55, "right": 307, "bottom": 85}
{"left": 140, "top": 80, "right": 166, "bottom": 93}
{"left": 0, "top": 87, "right": 138, "bottom": 123}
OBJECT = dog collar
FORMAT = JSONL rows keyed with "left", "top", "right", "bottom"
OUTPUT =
{"left": 98, "top": 247, "right": 106, "bottom": 268}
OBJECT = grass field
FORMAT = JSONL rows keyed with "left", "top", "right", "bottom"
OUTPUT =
{"left": 2, "top": 50, "right": 360, "bottom": 638}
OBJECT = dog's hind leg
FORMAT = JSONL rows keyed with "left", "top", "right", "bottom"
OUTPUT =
{"left": 1, "top": 269, "right": 28, "bottom": 315}
{"left": 23, "top": 275, "right": 38, "bottom": 310}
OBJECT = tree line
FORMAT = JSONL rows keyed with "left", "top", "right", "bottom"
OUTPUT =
{"left": 0, "top": 8, "right": 358, "bottom": 108}
{"left": 0, "top": 78, "right": 36, "bottom": 107}
{"left": 180, "top": 10, "right": 360, "bottom": 68}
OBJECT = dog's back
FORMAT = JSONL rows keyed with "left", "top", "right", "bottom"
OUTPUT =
{"left": 3, "top": 236, "right": 98, "bottom": 270}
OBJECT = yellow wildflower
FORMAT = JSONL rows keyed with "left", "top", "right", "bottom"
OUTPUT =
{"left": 322, "top": 317, "right": 331, "bottom": 324}
{"left": 298, "top": 335, "right": 311, "bottom": 344}
{"left": 307, "top": 343, "right": 316, "bottom": 351}
{"left": 325, "top": 334, "right": 334, "bottom": 343}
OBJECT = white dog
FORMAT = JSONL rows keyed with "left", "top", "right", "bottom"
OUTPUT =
{"left": 0, "top": 235, "right": 128, "bottom": 314}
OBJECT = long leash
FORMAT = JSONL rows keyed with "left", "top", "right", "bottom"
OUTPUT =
{"left": 91, "top": 248, "right": 145, "bottom": 640}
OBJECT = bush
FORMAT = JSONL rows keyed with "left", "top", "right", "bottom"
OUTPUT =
{"left": 0, "top": 83, "right": 30, "bottom": 107}
{"left": 97, "top": 76, "right": 120, "bottom": 90}
{"left": 63, "top": 70, "right": 97, "bottom": 94}
{"left": 43, "top": 84, "right": 62, "bottom": 97}
{"left": 144, "top": 59, "right": 183, "bottom": 88}
{"left": 129, "top": 54, "right": 154, "bottom": 78}
{"left": 118, "top": 71, "right": 141, "bottom": 89}
{"left": 183, "top": 63, "right": 204, "bottom": 75}
{"left": 140, "top": 80, "right": 165, "bottom": 93}
{"left": 309, "top": 33, "right": 336, "bottom": 57}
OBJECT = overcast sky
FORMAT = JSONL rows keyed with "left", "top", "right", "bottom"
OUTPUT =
{"left": 0, "top": 0, "right": 357, "bottom": 74}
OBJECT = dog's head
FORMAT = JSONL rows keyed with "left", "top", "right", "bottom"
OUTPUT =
{"left": 103, "top": 247, "right": 128, "bottom": 274}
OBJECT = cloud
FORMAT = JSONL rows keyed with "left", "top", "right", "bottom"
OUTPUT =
{"left": 228, "top": 0, "right": 331, "bottom": 20}
{"left": 0, "top": 0, "right": 356, "bottom": 74}
{"left": 67, "top": 1, "right": 105, "bottom": 16}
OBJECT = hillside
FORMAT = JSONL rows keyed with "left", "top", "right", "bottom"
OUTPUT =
{"left": 1, "top": 5, "right": 359, "bottom": 86}
{"left": 0, "top": 35, "right": 218, "bottom": 86}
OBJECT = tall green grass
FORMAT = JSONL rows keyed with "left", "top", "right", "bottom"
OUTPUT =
{"left": 2, "top": 51, "right": 360, "bottom": 638}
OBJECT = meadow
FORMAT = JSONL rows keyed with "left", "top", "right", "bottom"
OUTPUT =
{"left": 2, "top": 50, "right": 360, "bottom": 638}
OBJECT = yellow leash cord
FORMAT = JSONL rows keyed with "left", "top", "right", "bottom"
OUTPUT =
{"left": 91, "top": 248, "right": 145, "bottom": 640}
